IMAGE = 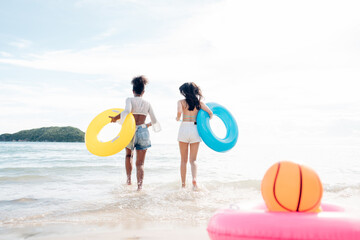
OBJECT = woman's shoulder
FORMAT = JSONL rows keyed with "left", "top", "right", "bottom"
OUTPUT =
{"left": 142, "top": 97, "right": 150, "bottom": 103}
{"left": 127, "top": 97, "right": 150, "bottom": 105}
{"left": 139, "top": 98, "right": 152, "bottom": 108}
{"left": 129, "top": 96, "right": 147, "bottom": 102}
{"left": 178, "top": 99, "right": 187, "bottom": 107}
{"left": 199, "top": 101, "right": 210, "bottom": 110}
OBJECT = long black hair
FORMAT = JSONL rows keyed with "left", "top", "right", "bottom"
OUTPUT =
{"left": 131, "top": 75, "right": 148, "bottom": 95}
{"left": 179, "top": 82, "right": 203, "bottom": 111}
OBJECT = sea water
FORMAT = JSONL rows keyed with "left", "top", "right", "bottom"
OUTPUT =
{"left": 0, "top": 142, "right": 360, "bottom": 238}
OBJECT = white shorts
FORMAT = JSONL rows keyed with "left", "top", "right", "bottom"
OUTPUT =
{"left": 177, "top": 122, "right": 202, "bottom": 143}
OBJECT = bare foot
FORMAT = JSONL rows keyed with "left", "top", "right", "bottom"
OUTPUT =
{"left": 137, "top": 181, "right": 142, "bottom": 191}
{"left": 126, "top": 176, "right": 131, "bottom": 185}
{"left": 192, "top": 180, "right": 197, "bottom": 187}
{"left": 182, "top": 183, "right": 186, "bottom": 188}
{"left": 192, "top": 180, "right": 198, "bottom": 190}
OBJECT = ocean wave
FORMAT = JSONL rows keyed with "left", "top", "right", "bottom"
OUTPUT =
{"left": 204, "top": 179, "right": 261, "bottom": 190}
{"left": 52, "top": 181, "right": 262, "bottom": 225}
{"left": 11, "top": 197, "right": 38, "bottom": 203}
{"left": 0, "top": 175, "right": 51, "bottom": 183}
{"left": 0, "top": 198, "right": 38, "bottom": 206}
{"left": 0, "top": 212, "right": 48, "bottom": 226}
{"left": 0, "top": 165, "right": 117, "bottom": 172}
{"left": 323, "top": 183, "right": 360, "bottom": 192}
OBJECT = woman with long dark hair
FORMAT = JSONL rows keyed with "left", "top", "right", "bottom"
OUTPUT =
{"left": 176, "top": 82, "right": 213, "bottom": 189}
{"left": 110, "top": 76, "right": 161, "bottom": 191}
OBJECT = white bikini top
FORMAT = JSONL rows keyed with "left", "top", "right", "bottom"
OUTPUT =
{"left": 119, "top": 97, "right": 161, "bottom": 132}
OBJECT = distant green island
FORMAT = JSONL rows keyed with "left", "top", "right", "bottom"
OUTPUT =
{"left": 0, "top": 127, "right": 85, "bottom": 142}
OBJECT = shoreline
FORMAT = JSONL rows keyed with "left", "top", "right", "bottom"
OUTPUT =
{"left": 1, "top": 222, "right": 210, "bottom": 240}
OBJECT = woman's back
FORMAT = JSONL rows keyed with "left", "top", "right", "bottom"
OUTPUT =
{"left": 127, "top": 97, "right": 151, "bottom": 115}
{"left": 178, "top": 99, "right": 198, "bottom": 122}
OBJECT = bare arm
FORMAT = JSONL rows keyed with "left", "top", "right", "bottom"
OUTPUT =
{"left": 109, "top": 114, "right": 120, "bottom": 122}
{"left": 176, "top": 100, "right": 182, "bottom": 121}
{"left": 200, "top": 101, "right": 213, "bottom": 119}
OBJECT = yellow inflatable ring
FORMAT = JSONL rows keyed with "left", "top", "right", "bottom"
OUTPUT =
{"left": 85, "top": 108, "right": 136, "bottom": 157}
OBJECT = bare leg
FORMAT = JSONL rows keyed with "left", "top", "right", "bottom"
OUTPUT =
{"left": 136, "top": 149, "right": 147, "bottom": 191}
{"left": 189, "top": 142, "right": 200, "bottom": 188}
{"left": 125, "top": 148, "right": 133, "bottom": 185}
{"left": 179, "top": 142, "right": 189, "bottom": 188}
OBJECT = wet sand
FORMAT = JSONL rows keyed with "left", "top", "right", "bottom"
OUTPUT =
{"left": 1, "top": 222, "right": 210, "bottom": 240}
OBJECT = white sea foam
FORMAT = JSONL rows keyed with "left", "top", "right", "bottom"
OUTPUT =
{"left": 0, "top": 142, "right": 359, "bottom": 229}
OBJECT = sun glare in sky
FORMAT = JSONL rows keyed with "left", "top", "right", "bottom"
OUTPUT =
{"left": 0, "top": 0, "right": 360, "bottom": 145}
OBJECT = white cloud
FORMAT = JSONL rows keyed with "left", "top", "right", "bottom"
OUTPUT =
{"left": 9, "top": 39, "right": 32, "bottom": 49}
{"left": 0, "top": 51, "right": 12, "bottom": 57}
{"left": 1, "top": 1, "right": 359, "bottom": 78}
{"left": 1, "top": 0, "right": 360, "bottom": 144}
{"left": 93, "top": 28, "right": 118, "bottom": 40}
{"left": 75, "top": 0, "right": 137, "bottom": 8}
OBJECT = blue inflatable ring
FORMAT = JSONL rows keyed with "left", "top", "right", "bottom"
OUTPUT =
{"left": 197, "top": 102, "right": 238, "bottom": 152}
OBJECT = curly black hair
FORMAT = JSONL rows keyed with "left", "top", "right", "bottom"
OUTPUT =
{"left": 131, "top": 75, "right": 148, "bottom": 95}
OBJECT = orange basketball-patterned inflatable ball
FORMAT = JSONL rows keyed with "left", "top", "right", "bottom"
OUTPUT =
{"left": 261, "top": 161, "right": 323, "bottom": 213}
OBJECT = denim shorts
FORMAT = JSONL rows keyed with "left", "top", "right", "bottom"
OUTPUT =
{"left": 126, "top": 125, "right": 151, "bottom": 150}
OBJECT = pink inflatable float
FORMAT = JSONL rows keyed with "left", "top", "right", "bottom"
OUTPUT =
{"left": 207, "top": 203, "right": 360, "bottom": 240}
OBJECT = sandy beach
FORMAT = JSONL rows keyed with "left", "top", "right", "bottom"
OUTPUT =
{"left": 1, "top": 222, "right": 209, "bottom": 240}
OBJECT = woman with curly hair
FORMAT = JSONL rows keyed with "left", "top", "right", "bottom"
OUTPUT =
{"left": 110, "top": 76, "right": 161, "bottom": 191}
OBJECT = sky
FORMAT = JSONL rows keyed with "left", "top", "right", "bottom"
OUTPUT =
{"left": 0, "top": 0, "right": 360, "bottom": 145}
